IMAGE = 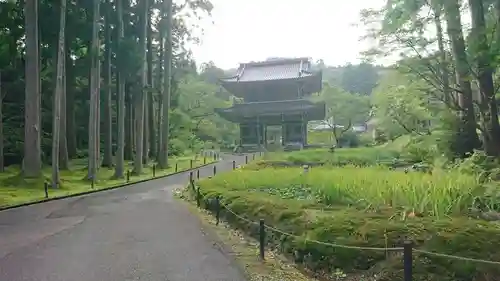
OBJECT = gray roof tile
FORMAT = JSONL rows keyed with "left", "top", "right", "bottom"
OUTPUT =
{"left": 221, "top": 57, "right": 315, "bottom": 82}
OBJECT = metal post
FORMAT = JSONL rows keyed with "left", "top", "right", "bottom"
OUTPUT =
{"left": 197, "top": 169, "right": 200, "bottom": 179}
{"left": 126, "top": 170, "right": 130, "bottom": 182}
{"left": 245, "top": 155, "right": 248, "bottom": 164}
{"left": 189, "top": 171, "right": 193, "bottom": 183}
{"left": 152, "top": 164, "right": 156, "bottom": 177}
{"left": 259, "top": 219, "right": 265, "bottom": 260}
{"left": 190, "top": 159, "right": 193, "bottom": 169}
{"left": 44, "top": 182, "right": 49, "bottom": 199}
{"left": 232, "top": 160, "right": 236, "bottom": 169}
{"left": 213, "top": 165, "right": 217, "bottom": 175}
{"left": 175, "top": 162, "right": 178, "bottom": 172}
{"left": 403, "top": 241, "right": 413, "bottom": 281}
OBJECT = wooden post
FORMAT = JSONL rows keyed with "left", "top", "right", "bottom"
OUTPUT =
{"left": 215, "top": 196, "right": 221, "bottom": 225}
{"left": 44, "top": 182, "right": 49, "bottom": 198}
{"left": 259, "top": 219, "right": 265, "bottom": 260}
{"left": 403, "top": 241, "right": 413, "bottom": 281}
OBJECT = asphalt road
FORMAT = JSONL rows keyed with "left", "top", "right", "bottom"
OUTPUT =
{"left": 0, "top": 153, "right": 250, "bottom": 281}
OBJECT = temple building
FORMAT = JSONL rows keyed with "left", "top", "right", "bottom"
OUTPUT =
{"left": 215, "top": 57, "right": 325, "bottom": 151}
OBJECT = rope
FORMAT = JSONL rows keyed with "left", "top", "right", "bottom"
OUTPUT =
{"left": 414, "top": 249, "right": 500, "bottom": 265}
{"left": 214, "top": 199, "right": 500, "bottom": 264}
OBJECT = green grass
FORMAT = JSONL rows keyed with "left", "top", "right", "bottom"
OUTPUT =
{"left": 0, "top": 155, "right": 214, "bottom": 208}
{"left": 205, "top": 166, "right": 480, "bottom": 218}
{"left": 259, "top": 147, "right": 405, "bottom": 167}
{"left": 185, "top": 149, "right": 500, "bottom": 281}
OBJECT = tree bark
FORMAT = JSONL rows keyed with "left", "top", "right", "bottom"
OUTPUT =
{"left": 125, "top": 83, "right": 133, "bottom": 160}
{"left": 102, "top": 0, "right": 113, "bottom": 167}
{"left": 0, "top": 73, "right": 4, "bottom": 172}
{"left": 468, "top": 0, "right": 500, "bottom": 156}
{"left": 113, "top": 0, "right": 126, "bottom": 178}
{"left": 87, "top": 0, "right": 100, "bottom": 180}
{"left": 59, "top": 36, "right": 69, "bottom": 170}
{"left": 443, "top": 0, "right": 480, "bottom": 156}
{"left": 147, "top": 14, "right": 156, "bottom": 160}
{"left": 66, "top": 54, "right": 77, "bottom": 158}
{"left": 132, "top": 0, "right": 148, "bottom": 174}
{"left": 158, "top": 0, "right": 173, "bottom": 169}
{"left": 52, "top": 0, "right": 67, "bottom": 188}
{"left": 24, "top": 0, "right": 42, "bottom": 178}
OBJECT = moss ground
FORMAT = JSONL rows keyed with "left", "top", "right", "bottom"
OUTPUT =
{"left": 0, "top": 155, "right": 214, "bottom": 208}
{"left": 185, "top": 148, "right": 500, "bottom": 281}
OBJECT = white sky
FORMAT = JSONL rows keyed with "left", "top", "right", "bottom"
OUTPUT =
{"left": 190, "top": 0, "right": 386, "bottom": 69}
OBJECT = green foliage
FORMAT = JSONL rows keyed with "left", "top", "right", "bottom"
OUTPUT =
{"left": 260, "top": 147, "right": 403, "bottom": 167}
{"left": 372, "top": 70, "right": 435, "bottom": 139}
{"left": 192, "top": 162, "right": 500, "bottom": 281}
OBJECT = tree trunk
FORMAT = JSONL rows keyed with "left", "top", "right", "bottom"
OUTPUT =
{"left": 132, "top": 0, "right": 148, "bottom": 174}
{"left": 156, "top": 7, "right": 164, "bottom": 163}
{"left": 433, "top": 9, "right": 450, "bottom": 106}
{"left": 24, "top": 0, "right": 42, "bottom": 178}
{"left": 59, "top": 36, "right": 69, "bottom": 170}
{"left": 468, "top": 0, "right": 500, "bottom": 156}
{"left": 113, "top": 0, "right": 125, "bottom": 178}
{"left": 66, "top": 53, "right": 77, "bottom": 158}
{"left": 0, "top": 73, "right": 4, "bottom": 172}
{"left": 102, "top": 0, "right": 113, "bottom": 167}
{"left": 125, "top": 83, "right": 133, "bottom": 160}
{"left": 147, "top": 14, "right": 156, "bottom": 160}
{"left": 52, "top": 0, "right": 66, "bottom": 188}
{"left": 158, "top": 0, "right": 173, "bottom": 169}
{"left": 443, "top": 0, "right": 480, "bottom": 157}
{"left": 87, "top": 0, "right": 100, "bottom": 180}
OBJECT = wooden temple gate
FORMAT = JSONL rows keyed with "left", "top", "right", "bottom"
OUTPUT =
{"left": 215, "top": 58, "right": 325, "bottom": 150}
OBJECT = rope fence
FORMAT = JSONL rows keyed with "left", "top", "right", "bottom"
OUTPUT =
{"left": 187, "top": 153, "right": 500, "bottom": 281}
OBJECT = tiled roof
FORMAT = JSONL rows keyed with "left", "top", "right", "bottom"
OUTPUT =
{"left": 221, "top": 57, "right": 316, "bottom": 83}
{"left": 215, "top": 99, "right": 326, "bottom": 120}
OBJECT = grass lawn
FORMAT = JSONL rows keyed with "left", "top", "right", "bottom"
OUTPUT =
{"left": 185, "top": 148, "right": 500, "bottom": 281}
{"left": 0, "top": 154, "right": 214, "bottom": 208}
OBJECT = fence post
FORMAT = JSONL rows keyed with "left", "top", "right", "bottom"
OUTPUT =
{"left": 126, "top": 170, "right": 130, "bottom": 182}
{"left": 403, "top": 241, "right": 413, "bottom": 281}
{"left": 196, "top": 187, "right": 201, "bottom": 207}
{"left": 213, "top": 165, "right": 217, "bottom": 175}
{"left": 175, "top": 162, "right": 178, "bottom": 172}
{"left": 152, "top": 164, "right": 156, "bottom": 177}
{"left": 215, "top": 196, "right": 221, "bottom": 225}
{"left": 232, "top": 160, "right": 236, "bottom": 169}
{"left": 259, "top": 219, "right": 265, "bottom": 260}
{"left": 190, "top": 159, "right": 193, "bottom": 169}
{"left": 44, "top": 182, "right": 49, "bottom": 199}
{"left": 197, "top": 169, "right": 200, "bottom": 179}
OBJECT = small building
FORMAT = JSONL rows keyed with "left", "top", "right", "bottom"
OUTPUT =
{"left": 215, "top": 58, "right": 325, "bottom": 150}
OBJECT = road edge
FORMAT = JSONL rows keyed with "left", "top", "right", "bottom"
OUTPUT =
{"left": 0, "top": 161, "right": 217, "bottom": 212}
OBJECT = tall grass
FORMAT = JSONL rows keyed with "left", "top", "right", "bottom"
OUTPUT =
{"left": 265, "top": 147, "right": 403, "bottom": 166}
{"left": 204, "top": 166, "right": 481, "bottom": 218}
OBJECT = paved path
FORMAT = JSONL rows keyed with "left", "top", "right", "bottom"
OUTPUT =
{"left": 0, "top": 154, "right": 250, "bottom": 281}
